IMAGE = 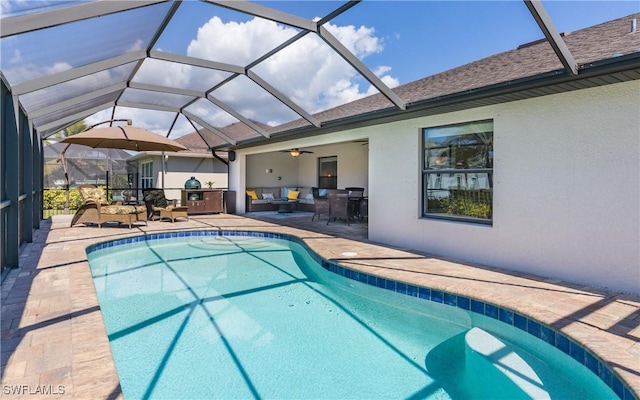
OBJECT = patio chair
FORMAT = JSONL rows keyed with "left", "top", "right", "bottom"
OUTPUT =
{"left": 311, "top": 187, "right": 330, "bottom": 221}
{"left": 71, "top": 184, "right": 147, "bottom": 229}
{"left": 327, "top": 192, "right": 350, "bottom": 226}
{"left": 142, "top": 188, "right": 189, "bottom": 222}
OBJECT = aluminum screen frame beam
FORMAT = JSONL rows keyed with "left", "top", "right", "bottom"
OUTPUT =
{"left": 524, "top": 0, "right": 578, "bottom": 75}
{"left": 12, "top": 51, "right": 146, "bottom": 95}
{"left": 182, "top": 110, "right": 237, "bottom": 145}
{"left": 27, "top": 82, "right": 127, "bottom": 119}
{"left": 0, "top": 0, "right": 168, "bottom": 38}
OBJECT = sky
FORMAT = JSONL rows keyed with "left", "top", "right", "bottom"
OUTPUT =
{"left": 1, "top": 0, "right": 639, "bottom": 138}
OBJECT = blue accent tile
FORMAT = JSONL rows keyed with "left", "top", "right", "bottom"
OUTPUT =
{"left": 376, "top": 277, "right": 387, "bottom": 289}
{"left": 418, "top": 287, "right": 430, "bottom": 300}
{"left": 407, "top": 285, "right": 418, "bottom": 297}
{"left": 444, "top": 293, "right": 456, "bottom": 306}
{"left": 623, "top": 385, "right": 633, "bottom": 400}
{"left": 540, "top": 326, "right": 555, "bottom": 346}
{"left": 499, "top": 308, "right": 513, "bottom": 325}
{"left": 457, "top": 296, "right": 470, "bottom": 310}
{"left": 396, "top": 283, "right": 407, "bottom": 295}
{"left": 485, "top": 304, "right": 499, "bottom": 319}
{"left": 613, "top": 376, "right": 623, "bottom": 398}
{"left": 514, "top": 313, "right": 527, "bottom": 331}
{"left": 431, "top": 290, "right": 443, "bottom": 303}
{"left": 528, "top": 320, "right": 542, "bottom": 338}
{"left": 569, "top": 341, "right": 585, "bottom": 364}
{"left": 556, "top": 334, "right": 570, "bottom": 355}
{"left": 598, "top": 364, "right": 612, "bottom": 389}
{"left": 359, "top": 273, "right": 368, "bottom": 283}
{"left": 336, "top": 266, "right": 345, "bottom": 276}
{"left": 367, "top": 275, "right": 377, "bottom": 286}
{"left": 385, "top": 279, "right": 395, "bottom": 291}
{"left": 470, "top": 299, "right": 484, "bottom": 314}
{"left": 585, "top": 352, "right": 599, "bottom": 375}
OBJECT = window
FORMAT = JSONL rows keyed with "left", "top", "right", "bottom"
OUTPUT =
{"left": 422, "top": 120, "right": 493, "bottom": 223}
{"left": 318, "top": 156, "right": 337, "bottom": 189}
{"left": 140, "top": 160, "right": 153, "bottom": 189}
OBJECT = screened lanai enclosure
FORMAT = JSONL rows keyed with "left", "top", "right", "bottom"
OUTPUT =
{"left": 2, "top": 0, "right": 639, "bottom": 279}
{"left": 43, "top": 143, "right": 133, "bottom": 189}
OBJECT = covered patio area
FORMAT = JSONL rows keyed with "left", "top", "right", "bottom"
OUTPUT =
{"left": 1, "top": 215, "right": 638, "bottom": 398}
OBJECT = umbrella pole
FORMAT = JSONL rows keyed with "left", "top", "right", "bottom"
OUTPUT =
{"left": 60, "top": 144, "right": 71, "bottom": 215}
{"left": 106, "top": 170, "right": 109, "bottom": 202}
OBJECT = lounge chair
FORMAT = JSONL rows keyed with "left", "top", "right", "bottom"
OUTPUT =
{"left": 71, "top": 184, "right": 147, "bottom": 229}
{"left": 142, "top": 188, "right": 189, "bottom": 222}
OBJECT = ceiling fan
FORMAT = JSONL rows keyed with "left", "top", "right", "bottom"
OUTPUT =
{"left": 280, "top": 148, "right": 314, "bottom": 157}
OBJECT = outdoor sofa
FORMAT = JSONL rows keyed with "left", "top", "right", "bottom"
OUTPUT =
{"left": 245, "top": 186, "right": 315, "bottom": 212}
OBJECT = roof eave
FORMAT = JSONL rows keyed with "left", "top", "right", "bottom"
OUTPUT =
{"left": 228, "top": 52, "right": 640, "bottom": 151}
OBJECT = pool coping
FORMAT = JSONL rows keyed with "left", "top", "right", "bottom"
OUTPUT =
{"left": 2, "top": 215, "right": 638, "bottom": 399}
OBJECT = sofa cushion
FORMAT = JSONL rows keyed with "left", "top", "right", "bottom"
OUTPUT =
{"left": 298, "top": 187, "right": 311, "bottom": 199}
{"left": 262, "top": 192, "right": 275, "bottom": 200}
{"left": 80, "top": 186, "right": 109, "bottom": 205}
{"left": 246, "top": 190, "right": 258, "bottom": 200}
{"left": 251, "top": 199, "right": 271, "bottom": 205}
{"left": 287, "top": 190, "right": 300, "bottom": 200}
{"left": 282, "top": 187, "right": 297, "bottom": 198}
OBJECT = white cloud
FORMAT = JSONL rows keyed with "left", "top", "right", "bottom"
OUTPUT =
{"left": 36, "top": 14, "right": 399, "bottom": 139}
{"left": 180, "top": 15, "right": 398, "bottom": 125}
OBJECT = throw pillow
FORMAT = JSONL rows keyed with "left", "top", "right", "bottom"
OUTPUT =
{"left": 282, "top": 187, "right": 297, "bottom": 198}
{"left": 262, "top": 192, "right": 274, "bottom": 200}
{"left": 246, "top": 190, "right": 258, "bottom": 200}
{"left": 318, "top": 188, "right": 327, "bottom": 197}
{"left": 287, "top": 190, "right": 300, "bottom": 200}
{"left": 305, "top": 193, "right": 314, "bottom": 200}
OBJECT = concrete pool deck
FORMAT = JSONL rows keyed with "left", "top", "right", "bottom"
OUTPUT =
{"left": 1, "top": 214, "right": 638, "bottom": 398}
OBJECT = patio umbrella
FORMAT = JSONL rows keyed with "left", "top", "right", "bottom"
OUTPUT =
{"left": 57, "top": 121, "right": 187, "bottom": 212}
{"left": 60, "top": 125, "right": 187, "bottom": 152}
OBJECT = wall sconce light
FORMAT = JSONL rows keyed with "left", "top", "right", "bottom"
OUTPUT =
{"left": 266, "top": 168, "right": 273, "bottom": 173}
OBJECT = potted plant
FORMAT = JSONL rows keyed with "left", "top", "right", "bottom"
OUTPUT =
{"left": 205, "top": 181, "right": 215, "bottom": 189}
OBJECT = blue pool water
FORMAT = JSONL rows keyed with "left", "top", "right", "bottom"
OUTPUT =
{"left": 87, "top": 233, "right": 624, "bottom": 399}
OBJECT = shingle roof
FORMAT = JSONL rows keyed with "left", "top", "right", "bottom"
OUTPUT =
{"left": 265, "top": 13, "right": 640, "bottom": 139}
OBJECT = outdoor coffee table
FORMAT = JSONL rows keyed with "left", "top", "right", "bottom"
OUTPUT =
{"left": 271, "top": 199, "right": 298, "bottom": 213}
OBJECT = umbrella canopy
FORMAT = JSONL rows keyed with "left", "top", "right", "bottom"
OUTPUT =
{"left": 60, "top": 126, "right": 187, "bottom": 152}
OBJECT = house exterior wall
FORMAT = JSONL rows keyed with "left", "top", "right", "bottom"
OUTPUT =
{"left": 231, "top": 81, "right": 639, "bottom": 294}
{"left": 134, "top": 155, "right": 228, "bottom": 202}
{"left": 368, "top": 81, "right": 639, "bottom": 294}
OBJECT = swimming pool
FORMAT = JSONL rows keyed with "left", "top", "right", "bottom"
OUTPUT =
{"left": 87, "top": 231, "right": 630, "bottom": 399}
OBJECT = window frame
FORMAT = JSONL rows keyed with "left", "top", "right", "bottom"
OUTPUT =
{"left": 140, "top": 160, "right": 154, "bottom": 189}
{"left": 421, "top": 119, "right": 494, "bottom": 225}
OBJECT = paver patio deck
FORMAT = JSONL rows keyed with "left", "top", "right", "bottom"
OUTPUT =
{"left": 1, "top": 214, "right": 638, "bottom": 398}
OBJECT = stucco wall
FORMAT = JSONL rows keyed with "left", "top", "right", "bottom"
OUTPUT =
{"left": 369, "top": 81, "right": 639, "bottom": 294}
{"left": 231, "top": 81, "right": 639, "bottom": 294}
{"left": 135, "top": 155, "right": 228, "bottom": 202}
